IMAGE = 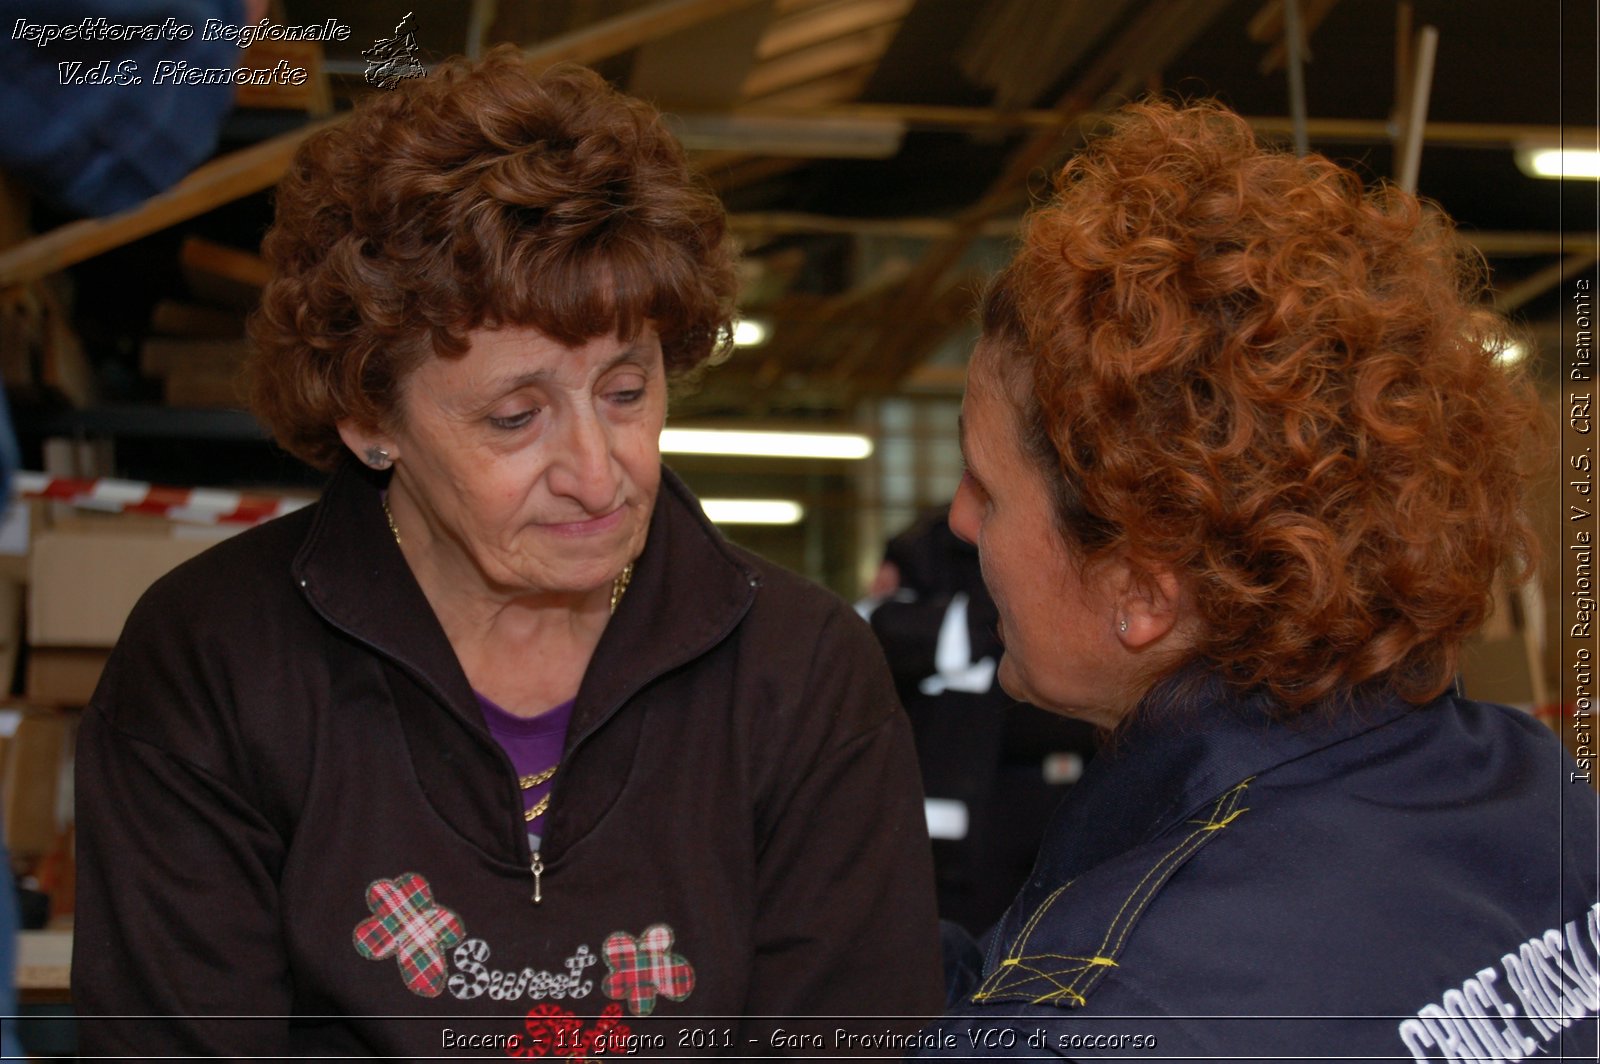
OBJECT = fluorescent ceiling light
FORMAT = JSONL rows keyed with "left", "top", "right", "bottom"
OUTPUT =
{"left": 1515, "top": 146, "right": 1600, "bottom": 180}
{"left": 660, "top": 428, "right": 873, "bottom": 460}
{"left": 700, "top": 498, "right": 805, "bottom": 525}
{"left": 732, "top": 319, "right": 769, "bottom": 347}
{"left": 1494, "top": 340, "right": 1528, "bottom": 367}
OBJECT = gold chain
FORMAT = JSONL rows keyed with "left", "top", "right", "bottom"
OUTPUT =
{"left": 521, "top": 765, "right": 557, "bottom": 822}
{"left": 382, "top": 497, "right": 403, "bottom": 546}
{"left": 519, "top": 765, "right": 557, "bottom": 789}
{"left": 610, "top": 562, "right": 634, "bottom": 614}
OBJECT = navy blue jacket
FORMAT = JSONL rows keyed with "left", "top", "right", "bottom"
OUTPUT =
{"left": 917, "top": 674, "right": 1599, "bottom": 1061}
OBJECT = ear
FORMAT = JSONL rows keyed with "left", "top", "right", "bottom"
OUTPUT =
{"left": 336, "top": 417, "right": 400, "bottom": 470}
{"left": 1108, "top": 559, "right": 1186, "bottom": 650}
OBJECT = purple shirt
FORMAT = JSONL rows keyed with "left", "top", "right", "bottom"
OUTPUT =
{"left": 474, "top": 693, "right": 574, "bottom": 851}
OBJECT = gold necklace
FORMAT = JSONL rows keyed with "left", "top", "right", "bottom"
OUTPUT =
{"left": 383, "top": 496, "right": 403, "bottom": 545}
{"left": 610, "top": 561, "right": 634, "bottom": 614}
{"left": 382, "top": 498, "right": 636, "bottom": 614}
{"left": 521, "top": 764, "right": 557, "bottom": 822}
{"left": 519, "top": 766, "right": 557, "bottom": 789}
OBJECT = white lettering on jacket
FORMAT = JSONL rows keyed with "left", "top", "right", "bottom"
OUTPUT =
{"left": 446, "top": 938, "right": 596, "bottom": 1002}
{"left": 1398, "top": 902, "right": 1600, "bottom": 1061}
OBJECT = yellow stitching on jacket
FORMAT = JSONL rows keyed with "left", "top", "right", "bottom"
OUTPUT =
{"left": 972, "top": 779, "right": 1254, "bottom": 1006}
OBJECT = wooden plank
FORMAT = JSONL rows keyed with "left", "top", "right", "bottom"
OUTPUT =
{"left": 630, "top": 0, "right": 772, "bottom": 110}
{"left": 740, "top": 64, "right": 874, "bottom": 108}
{"left": 0, "top": 115, "right": 338, "bottom": 290}
{"left": 179, "top": 236, "right": 271, "bottom": 310}
{"left": 757, "top": 0, "right": 911, "bottom": 60}
{"left": 233, "top": 40, "right": 327, "bottom": 112}
{"left": 525, "top": 0, "right": 770, "bottom": 71}
{"left": 742, "top": 22, "right": 898, "bottom": 97}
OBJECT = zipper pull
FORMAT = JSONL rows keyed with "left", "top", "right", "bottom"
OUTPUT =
{"left": 531, "top": 851, "right": 544, "bottom": 905}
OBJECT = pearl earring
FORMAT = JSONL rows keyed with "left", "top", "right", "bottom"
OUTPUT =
{"left": 1119, "top": 618, "right": 1128, "bottom": 633}
{"left": 364, "top": 447, "right": 392, "bottom": 470}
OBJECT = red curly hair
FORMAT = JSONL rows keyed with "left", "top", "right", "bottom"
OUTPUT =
{"left": 249, "top": 48, "right": 738, "bottom": 471}
{"left": 980, "top": 100, "right": 1542, "bottom": 714}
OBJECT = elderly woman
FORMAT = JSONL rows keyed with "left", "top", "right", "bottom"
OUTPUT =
{"left": 71, "top": 50, "right": 942, "bottom": 1055}
{"left": 919, "top": 101, "right": 1597, "bottom": 1059}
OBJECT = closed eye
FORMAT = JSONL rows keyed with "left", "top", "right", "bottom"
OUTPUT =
{"left": 489, "top": 410, "right": 537, "bottom": 430}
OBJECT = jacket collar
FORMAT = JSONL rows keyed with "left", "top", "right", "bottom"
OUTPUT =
{"left": 1037, "top": 670, "right": 1417, "bottom": 884}
{"left": 293, "top": 458, "right": 759, "bottom": 725}
{"left": 290, "top": 458, "right": 759, "bottom": 863}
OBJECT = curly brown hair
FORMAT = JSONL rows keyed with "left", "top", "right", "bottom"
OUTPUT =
{"left": 980, "top": 99, "right": 1543, "bottom": 715}
{"left": 248, "top": 47, "right": 738, "bottom": 470}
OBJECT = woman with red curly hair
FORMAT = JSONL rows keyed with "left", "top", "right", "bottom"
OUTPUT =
{"left": 72, "top": 49, "right": 942, "bottom": 1055}
{"left": 918, "top": 101, "right": 1596, "bottom": 1059}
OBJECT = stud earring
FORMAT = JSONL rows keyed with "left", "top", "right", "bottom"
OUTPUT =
{"left": 364, "top": 447, "right": 392, "bottom": 470}
{"left": 1119, "top": 618, "right": 1128, "bottom": 633}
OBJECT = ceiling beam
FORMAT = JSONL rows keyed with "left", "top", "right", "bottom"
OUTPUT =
{"left": 1494, "top": 253, "right": 1600, "bottom": 314}
{"left": 0, "top": 116, "right": 339, "bottom": 291}
{"left": 729, "top": 211, "right": 1024, "bottom": 240}
{"left": 729, "top": 213, "right": 1590, "bottom": 260}
{"left": 519, "top": 0, "right": 770, "bottom": 69}
{"left": 735, "top": 103, "right": 1589, "bottom": 147}
{"left": 825, "top": 0, "right": 1235, "bottom": 393}
{"left": 1249, "top": 0, "right": 1343, "bottom": 75}
{"left": 742, "top": 21, "right": 899, "bottom": 97}
{"left": 757, "top": 0, "right": 912, "bottom": 61}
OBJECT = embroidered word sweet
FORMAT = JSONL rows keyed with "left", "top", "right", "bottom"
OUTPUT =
{"left": 449, "top": 938, "right": 596, "bottom": 1002}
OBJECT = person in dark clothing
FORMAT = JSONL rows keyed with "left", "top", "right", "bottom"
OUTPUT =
{"left": 865, "top": 508, "right": 1095, "bottom": 935}
{"left": 71, "top": 50, "right": 943, "bottom": 1056}
{"left": 916, "top": 100, "right": 1596, "bottom": 1060}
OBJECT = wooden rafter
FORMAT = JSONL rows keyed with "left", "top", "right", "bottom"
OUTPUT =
{"left": 1494, "top": 254, "right": 1600, "bottom": 315}
{"left": 1249, "top": 0, "right": 1343, "bottom": 74}
{"left": 742, "top": 22, "right": 900, "bottom": 98}
{"left": 824, "top": 0, "right": 1234, "bottom": 395}
{"left": 756, "top": 0, "right": 912, "bottom": 61}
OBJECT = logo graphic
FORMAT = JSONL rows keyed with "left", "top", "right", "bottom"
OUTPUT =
{"left": 363, "top": 11, "right": 425, "bottom": 89}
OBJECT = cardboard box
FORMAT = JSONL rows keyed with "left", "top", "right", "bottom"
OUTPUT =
{"left": 25, "top": 648, "right": 112, "bottom": 707}
{"left": 28, "top": 528, "right": 227, "bottom": 647}
{"left": 2, "top": 710, "right": 72, "bottom": 858}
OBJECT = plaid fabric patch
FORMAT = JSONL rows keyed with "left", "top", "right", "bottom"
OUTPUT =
{"left": 353, "top": 873, "right": 466, "bottom": 998}
{"left": 600, "top": 925, "right": 694, "bottom": 1017}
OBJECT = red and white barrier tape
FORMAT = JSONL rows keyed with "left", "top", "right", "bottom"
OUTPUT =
{"left": 13, "top": 472, "right": 312, "bottom": 526}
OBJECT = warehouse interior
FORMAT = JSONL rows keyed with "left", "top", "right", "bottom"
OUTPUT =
{"left": 0, "top": 0, "right": 1593, "bottom": 1038}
